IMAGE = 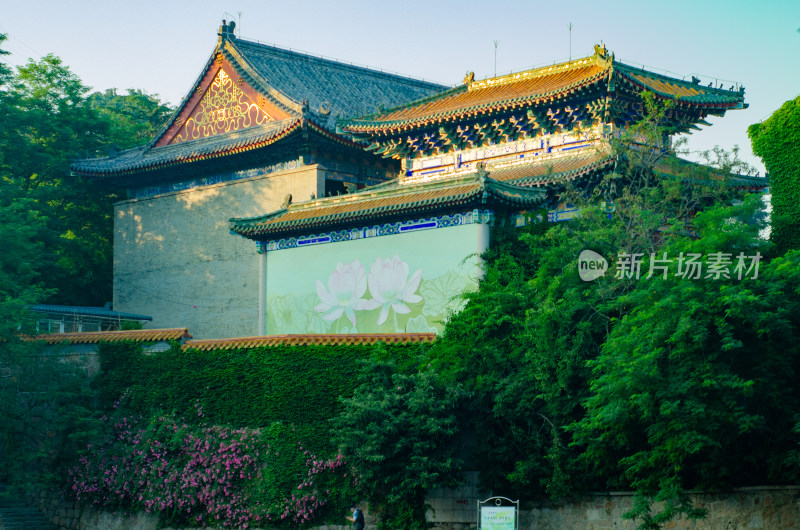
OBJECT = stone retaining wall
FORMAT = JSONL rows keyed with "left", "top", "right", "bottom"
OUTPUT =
{"left": 26, "top": 486, "right": 799, "bottom": 529}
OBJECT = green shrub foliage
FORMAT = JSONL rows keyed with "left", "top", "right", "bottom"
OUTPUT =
{"left": 333, "top": 358, "right": 463, "bottom": 529}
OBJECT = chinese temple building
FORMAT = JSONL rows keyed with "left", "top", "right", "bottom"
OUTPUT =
{"left": 73, "top": 24, "right": 759, "bottom": 339}
{"left": 229, "top": 45, "right": 758, "bottom": 337}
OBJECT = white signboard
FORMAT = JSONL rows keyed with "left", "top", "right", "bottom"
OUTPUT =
{"left": 480, "top": 506, "right": 515, "bottom": 530}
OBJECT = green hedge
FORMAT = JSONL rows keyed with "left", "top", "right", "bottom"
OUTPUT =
{"left": 93, "top": 341, "right": 430, "bottom": 452}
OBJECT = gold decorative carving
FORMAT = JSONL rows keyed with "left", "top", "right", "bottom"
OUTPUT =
{"left": 594, "top": 44, "right": 607, "bottom": 59}
{"left": 171, "top": 69, "right": 275, "bottom": 144}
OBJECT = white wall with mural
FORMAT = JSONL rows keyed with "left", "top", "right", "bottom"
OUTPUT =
{"left": 264, "top": 224, "right": 487, "bottom": 334}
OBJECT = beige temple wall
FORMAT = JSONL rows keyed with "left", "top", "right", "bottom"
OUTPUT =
{"left": 113, "top": 165, "right": 324, "bottom": 339}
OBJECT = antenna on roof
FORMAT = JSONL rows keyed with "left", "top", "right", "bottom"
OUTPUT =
{"left": 493, "top": 40, "right": 499, "bottom": 77}
{"left": 568, "top": 22, "right": 573, "bottom": 62}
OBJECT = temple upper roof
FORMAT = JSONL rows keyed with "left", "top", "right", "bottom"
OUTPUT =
{"left": 225, "top": 39, "right": 445, "bottom": 129}
{"left": 339, "top": 46, "right": 747, "bottom": 140}
{"left": 71, "top": 21, "right": 446, "bottom": 179}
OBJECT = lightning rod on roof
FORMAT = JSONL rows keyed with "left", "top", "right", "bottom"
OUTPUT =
{"left": 569, "top": 22, "right": 573, "bottom": 62}
{"left": 494, "top": 40, "right": 499, "bottom": 77}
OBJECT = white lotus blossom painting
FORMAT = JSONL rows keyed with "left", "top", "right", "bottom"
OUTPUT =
{"left": 314, "top": 260, "right": 371, "bottom": 327}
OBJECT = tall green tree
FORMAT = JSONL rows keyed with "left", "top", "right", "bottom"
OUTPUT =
{"left": 88, "top": 88, "right": 173, "bottom": 149}
{"left": 0, "top": 38, "right": 172, "bottom": 306}
{"left": 748, "top": 95, "right": 800, "bottom": 255}
{"left": 426, "top": 94, "right": 780, "bottom": 528}
{"left": 0, "top": 33, "right": 170, "bottom": 495}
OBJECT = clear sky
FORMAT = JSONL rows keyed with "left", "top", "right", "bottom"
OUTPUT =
{"left": 2, "top": 0, "right": 799, "bottom": 173}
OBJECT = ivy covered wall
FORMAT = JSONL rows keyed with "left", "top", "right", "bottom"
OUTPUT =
{"left": 748, "top": 95, "right": 800, "bottom": 254}
{"left": 93, "top": 340, "right": 429, "bottom": 452}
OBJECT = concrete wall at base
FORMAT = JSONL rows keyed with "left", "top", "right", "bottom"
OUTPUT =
{"left": 113, "top": 165, "right": 323, "bottom": 339}
{"left": 31, "top": 485, "right": 800, "bottom": 529}
{"left": 427, "top": 481, "right": 800, "bottom": 529}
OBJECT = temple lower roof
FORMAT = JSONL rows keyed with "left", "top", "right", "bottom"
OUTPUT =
{"left": 486, "top": 150, "right": 616, "bottom": 186}
{"left": 229, "top": 168, "right": 548, "bottom": 240}
{"left": 30, "top": 304, "right": 153, "bottom": 322}
{"left": 230, "top": 143, "right": 768, "bottom": 242}
{"left": 71, "top": 118, "right": 302, "bottom": 176}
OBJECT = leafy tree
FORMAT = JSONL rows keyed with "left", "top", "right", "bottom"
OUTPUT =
{"left": 571, "top": 197, "right": 800, "bottom": 528}
{"left": 748, "top": 95, "right": 800, "bottom": 254}
{"left": 0, "top": 35, "right": 54, "bottom": 349}
{"left": 0, "top": 38, "right": 172, "bottom": 307}
{"left": 88, "top": 88, "right": 173, "bottom": 150}
{"left": 0, "top": 33, "right": 172, "bottom": 497}
{"left": 426, "top": 93, "right": 782, "bottom": 529}
{"left": 333, "top": 358, "right": 463, "bottom": 529}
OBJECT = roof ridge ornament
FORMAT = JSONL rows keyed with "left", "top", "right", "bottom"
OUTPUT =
{"left": 463, "top": 71, "right": 475, "bottom": 86}
{"left": 594, "top": 43, "right": 607, "bottom": 59}
{"left": 475, "top": 161, "right": 489, "bottom": 183}
{"left": 593, "top": 43, "right": 613, "bottom": 66}
{"left": 218, "top": 20, "right": 236, "bottom": 43}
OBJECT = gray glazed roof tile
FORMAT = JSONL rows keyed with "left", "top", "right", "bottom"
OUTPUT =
{"left": 234, "top": 40, "right": 446, "bottom": 129}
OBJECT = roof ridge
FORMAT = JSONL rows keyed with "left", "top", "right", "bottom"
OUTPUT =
{"left": 292, "top": 172, "right": 483, "bottom": 208}
{"left": 229, "top": 173, "right": 483, "bottom": 226}
{"left": 25, "top": 328, "right": 193, "bottom": 344}
{"left": 223, "top": 40, "right": 303, "bottom": 115}
{"left": 340, "top": 84, "right": 469, "bottom": 127}
{"left": 468, "top": 52, "right": 609, "bottom": 91}
{"left": 147, "top": 45, "right": 221, "bottom": 149}
{"left": 183, "top": 332, "right": 438, "bottom": 350}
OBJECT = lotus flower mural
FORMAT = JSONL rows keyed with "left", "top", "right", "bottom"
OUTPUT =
{"left": 365, "top": 255, "right": 423, "bottom": 325}
{"left": 314, "top": 260, "right": 371, "bottom": 327}
{"left": 314, "top": 256, "right": 424, "bottom": 329}
{"left": 267, "top": 227, "right": 480, "bottom": 335}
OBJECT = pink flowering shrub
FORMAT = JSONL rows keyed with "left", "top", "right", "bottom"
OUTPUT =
{"left": 70, "top": 412, "right": 357, "bottom": 528}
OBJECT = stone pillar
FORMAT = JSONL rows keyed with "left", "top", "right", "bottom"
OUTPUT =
{"left": 258, "top": 251, "right": 267, "bottom": 336}
{"left": 475, "top": 219, "right": 491, "bottom": 279}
